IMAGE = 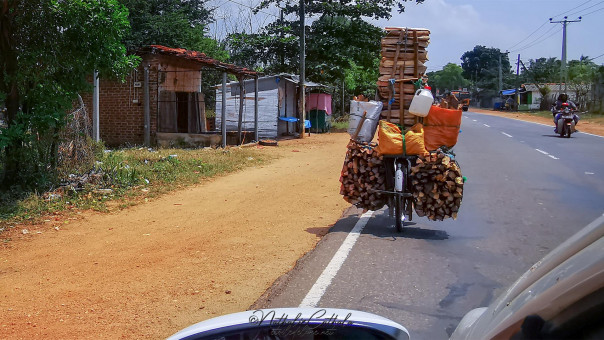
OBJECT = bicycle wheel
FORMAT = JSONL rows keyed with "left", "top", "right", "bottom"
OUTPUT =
{"left": 394, "top": 194, "right": 403, "bottom": 232}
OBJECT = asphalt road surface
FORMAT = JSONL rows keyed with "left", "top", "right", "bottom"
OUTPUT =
{"left": 253, "top": 111, "right": 604, "bottom": 339}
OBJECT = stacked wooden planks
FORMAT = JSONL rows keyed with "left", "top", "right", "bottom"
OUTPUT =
{"left": 378, "top": 27, "right": 430, "bottom": 128}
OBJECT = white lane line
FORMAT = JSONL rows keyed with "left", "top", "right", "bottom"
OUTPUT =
{"left": 549, "top": 155, "right": 559, "bottom": 160}
{"left": 536, "top": 149, "right": 549, "bottom": 155}
{"left": 299, "top": 210, "right": 374, "bottom": 307}
{"left": 502, "top": 132, "right": 513, "bottom": 138}
{"left": 483, "top": 124, "right": 491, "bottom": 127}
{"left": 585, "top": 172, "right": 595, "bottom": 175}
{"left": 578, "top": 131, "right": 604, "bottom": 138}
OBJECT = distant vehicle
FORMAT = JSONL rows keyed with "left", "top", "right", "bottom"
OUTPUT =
{"left": 451, "top": 90, "right": 470, "bottom": 111}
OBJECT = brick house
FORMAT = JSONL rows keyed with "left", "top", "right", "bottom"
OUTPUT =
{"left": 82, "top": 45, "right": 257, "bottom": 147}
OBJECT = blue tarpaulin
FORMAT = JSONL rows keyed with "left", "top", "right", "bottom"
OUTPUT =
{"left": 501, "top": 89, "right": 516, "bottom": 95}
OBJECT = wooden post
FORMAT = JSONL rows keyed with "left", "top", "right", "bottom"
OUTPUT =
{"left": 93, "top": 70, "right": 100, "bottom": 141}
{"left": 143, "top": 66, "right": 150, "bottom": 146}
{"left": 254, "top": 76, "right": 259, "bottom": 142}
{"left": 221, "top": 72, "right": 227, "bottom": 148}
{"left": 237, "top": 76, "right": 244, "bottom": 145}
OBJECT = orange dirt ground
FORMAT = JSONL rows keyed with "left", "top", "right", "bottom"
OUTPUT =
{"left": 470, "top": 108, "right": 604, "bottom": 137}
{"left": 0, "top": 133, "right": 353, "bottom": 339}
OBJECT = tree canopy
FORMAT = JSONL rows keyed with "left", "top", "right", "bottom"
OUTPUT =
{"left": 427, "top": 63, "right": 470, "bottom": 93}
{"left": 0, "top": 0, "right": 137, "bottom": 189}
{"left": 119, "top": 0, "right": 227, "bottom": 60}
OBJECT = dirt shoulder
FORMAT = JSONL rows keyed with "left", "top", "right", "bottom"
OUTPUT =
{"left": 469, "top": 108, "right": 604, "bottom": 137}
{"left": 0, "top": 133, "right": 352, "bottom": 339}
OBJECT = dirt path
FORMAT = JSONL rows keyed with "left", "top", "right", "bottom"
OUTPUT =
{"left": 0, "top": 133, "right": 352, "bottom": 339}
{"left": 470, "top": 108, "right": 604, "bottom": 137}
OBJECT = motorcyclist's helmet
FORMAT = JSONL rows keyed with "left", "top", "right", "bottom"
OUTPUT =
{"left": 558, "top": 93, "right": 568, "bottom": 102}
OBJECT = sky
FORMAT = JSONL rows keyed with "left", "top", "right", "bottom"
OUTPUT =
{"left": 208, "top": 0, "right": 604, "bottom": 73}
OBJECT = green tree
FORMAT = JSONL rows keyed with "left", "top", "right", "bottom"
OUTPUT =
{"left": 228, "top": 0, "right": 425, "bottom": 115}
{"left": 525, "top": 57, "right": 560, "bottom": 83}
{"left": 119, "top": 0, "right": 227, "bottom": 60}
{"left": 427, "top": 63, "right": 470, "bottom": 93}
{"left": 460, "top": 46, "right": 513, "bottom": 105}
{"left": 0, "top": 0, "right": 137, "bottom": 189}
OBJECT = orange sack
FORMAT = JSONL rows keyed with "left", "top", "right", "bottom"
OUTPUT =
{"left": 424, "top": 106, "right": 462, "bottom": 151}
{"left": 376, "top": 120, "right": 428, "bottom": 156}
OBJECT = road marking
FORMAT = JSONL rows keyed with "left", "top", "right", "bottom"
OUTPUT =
{"left": 472, "top": 119, "right": 477, "bottom": 122}
{"left": 585, "top": 172, "right": 595, "bottom": 175}
{"left": 299, "top": 210, "right": 374, "bottom": 307}
{"left": 578, "top": 131, "right": 604, "bottom": 138}
{"left": 483, "top": 124, "right": 491, "bottom": 127}
{"left": 502, "top": 132, "right": 513, "bottom": 138}
{"left": 535, "top": 148, "right": 560, "bottom": 160}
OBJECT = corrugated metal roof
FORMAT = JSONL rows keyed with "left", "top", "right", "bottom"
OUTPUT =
{"left": 138, "top": 45, "right": 258, "bottom": 76}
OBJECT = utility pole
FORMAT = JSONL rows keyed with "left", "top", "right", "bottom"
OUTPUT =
{"left": 550, "top": 16, "right": 581, "bottom": 94}
{"left": 280, "top": 9, "right": 284, "bottom": 66}
{"left": 515, "top": 54, "right": 520, "bottom": 111}
{"left": 299, "top": 0, "right": 306, "bottom": 139}
{"left": 498, "top": 50, "right": 509, "bottom": 94}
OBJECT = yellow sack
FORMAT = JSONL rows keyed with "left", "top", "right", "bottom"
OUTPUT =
{"left": 376, "top": 120, "right": 428, "bottom": 156}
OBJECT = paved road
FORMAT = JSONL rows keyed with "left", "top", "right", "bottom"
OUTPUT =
{"left": 253, "top": 111, "right": 604, "bottom": 339}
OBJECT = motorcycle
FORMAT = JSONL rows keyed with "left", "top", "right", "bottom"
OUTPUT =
{"left": 553, "top": 102, "right": 577, "bottom": 138}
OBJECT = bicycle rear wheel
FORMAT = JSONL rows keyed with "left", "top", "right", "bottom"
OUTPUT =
{"left": 394, "top": 194, "right": 403, "bottom": 232}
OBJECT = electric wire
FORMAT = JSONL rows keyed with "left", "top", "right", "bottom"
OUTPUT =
{"left": 565, "top": 0, "right": 604, "bottom": 17}
{"left": 580, "top": 5, "right": 604, "bottom": 16}
{"left": 507, "top": 21, "right": 548, "bottom": 50}
{"left": 223, "top": 0, "right": 280, "bottom": 18}
{"left": 508, "top": 0, "right": 594, "bottom": 52}
{"left": 587, "top": 52, "right": 604, "bottom": 61}
{"left": 510, "top": 25, "right": 560, "bottom": 53}
{"left": 549, "top": 0, "right": 593, "bottom": 18}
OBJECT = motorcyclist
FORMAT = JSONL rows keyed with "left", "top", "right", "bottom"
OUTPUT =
{"left": 552, "top": 93, "right": 579, "bottom": 133}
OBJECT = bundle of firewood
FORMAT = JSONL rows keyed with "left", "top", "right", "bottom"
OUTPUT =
{"left": 410, "top": 150, "right": 463, "bottom": 221}
{"left": 339, "top": 140, "right": 387, "bottom": 211}
{"left": 377, "top": 27, "right": 430, "bottom": 127}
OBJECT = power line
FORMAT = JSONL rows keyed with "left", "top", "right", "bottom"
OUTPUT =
{"left": 507, "top": 21, "right": 548, "bottom": 50}
{"left": 566, "top": 0, "right": 604, "bottom": 17}
{"left": 510, "top": 25, "right": 560, "bottom": 53}
{"left": 581, "top": 5, "right": 604, "bottom": 16}
{"left": 224, "top": 0, "right": 280, "bottom": 18}
{"left": 550, "top": 0, "right": 593, "bottom": 19}
{"left": 508, "top": 0, "right": 595, "bottom": 52}
{"left": 587, "top": 52, "right": 604, "bottom": 61}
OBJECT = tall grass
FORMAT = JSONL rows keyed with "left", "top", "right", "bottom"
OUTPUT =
{"left": 0, "top": 146, "right": 274, "bottom": 225}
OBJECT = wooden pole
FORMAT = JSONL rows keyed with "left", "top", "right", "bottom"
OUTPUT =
{"left": 254, "top": 76, "right": 259, "bottom": 142}
{"left": 143, "top": 66, "right": 150, "bottom": 146}
{"left": 221, "top": 72, "right": 227, "bottom": 148}
{"left": 237, "top": 76, "right": 244, "bottom": 145}
{"left": 93, "top": 70, "right": 100, "bottom": 141}
{"left": 299, "top": 0, "right": 306, "bottom": 139}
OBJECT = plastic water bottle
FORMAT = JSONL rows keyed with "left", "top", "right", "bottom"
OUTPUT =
{"left": 395, "top": 163, "right": 403, "bottom": 192}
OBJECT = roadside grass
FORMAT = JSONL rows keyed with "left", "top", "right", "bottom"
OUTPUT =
{"left": 0, "top": 146, "right": 275, "bottom": 229}
{"left": 502, "top": 110, "right": 604, "bottom": 125}
{"left": 331, "top": 116, "right": 349, "bottom": 132}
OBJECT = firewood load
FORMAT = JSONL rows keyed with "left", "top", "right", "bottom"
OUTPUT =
{"left": 410, "top": 149, "right": 464, "bottom": 221}
{"left": 339, "top": 140, "right": 387, "bottom": 211}
{"left": 378, "top": 27, "right": 430, "bottom": 128}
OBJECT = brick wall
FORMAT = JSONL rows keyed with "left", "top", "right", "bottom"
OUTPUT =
{"left": 81, "top": 54, "right": 210, "bottom": 147}
{"left": 82, "top": 55, "right": 161, "bottom": 147}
